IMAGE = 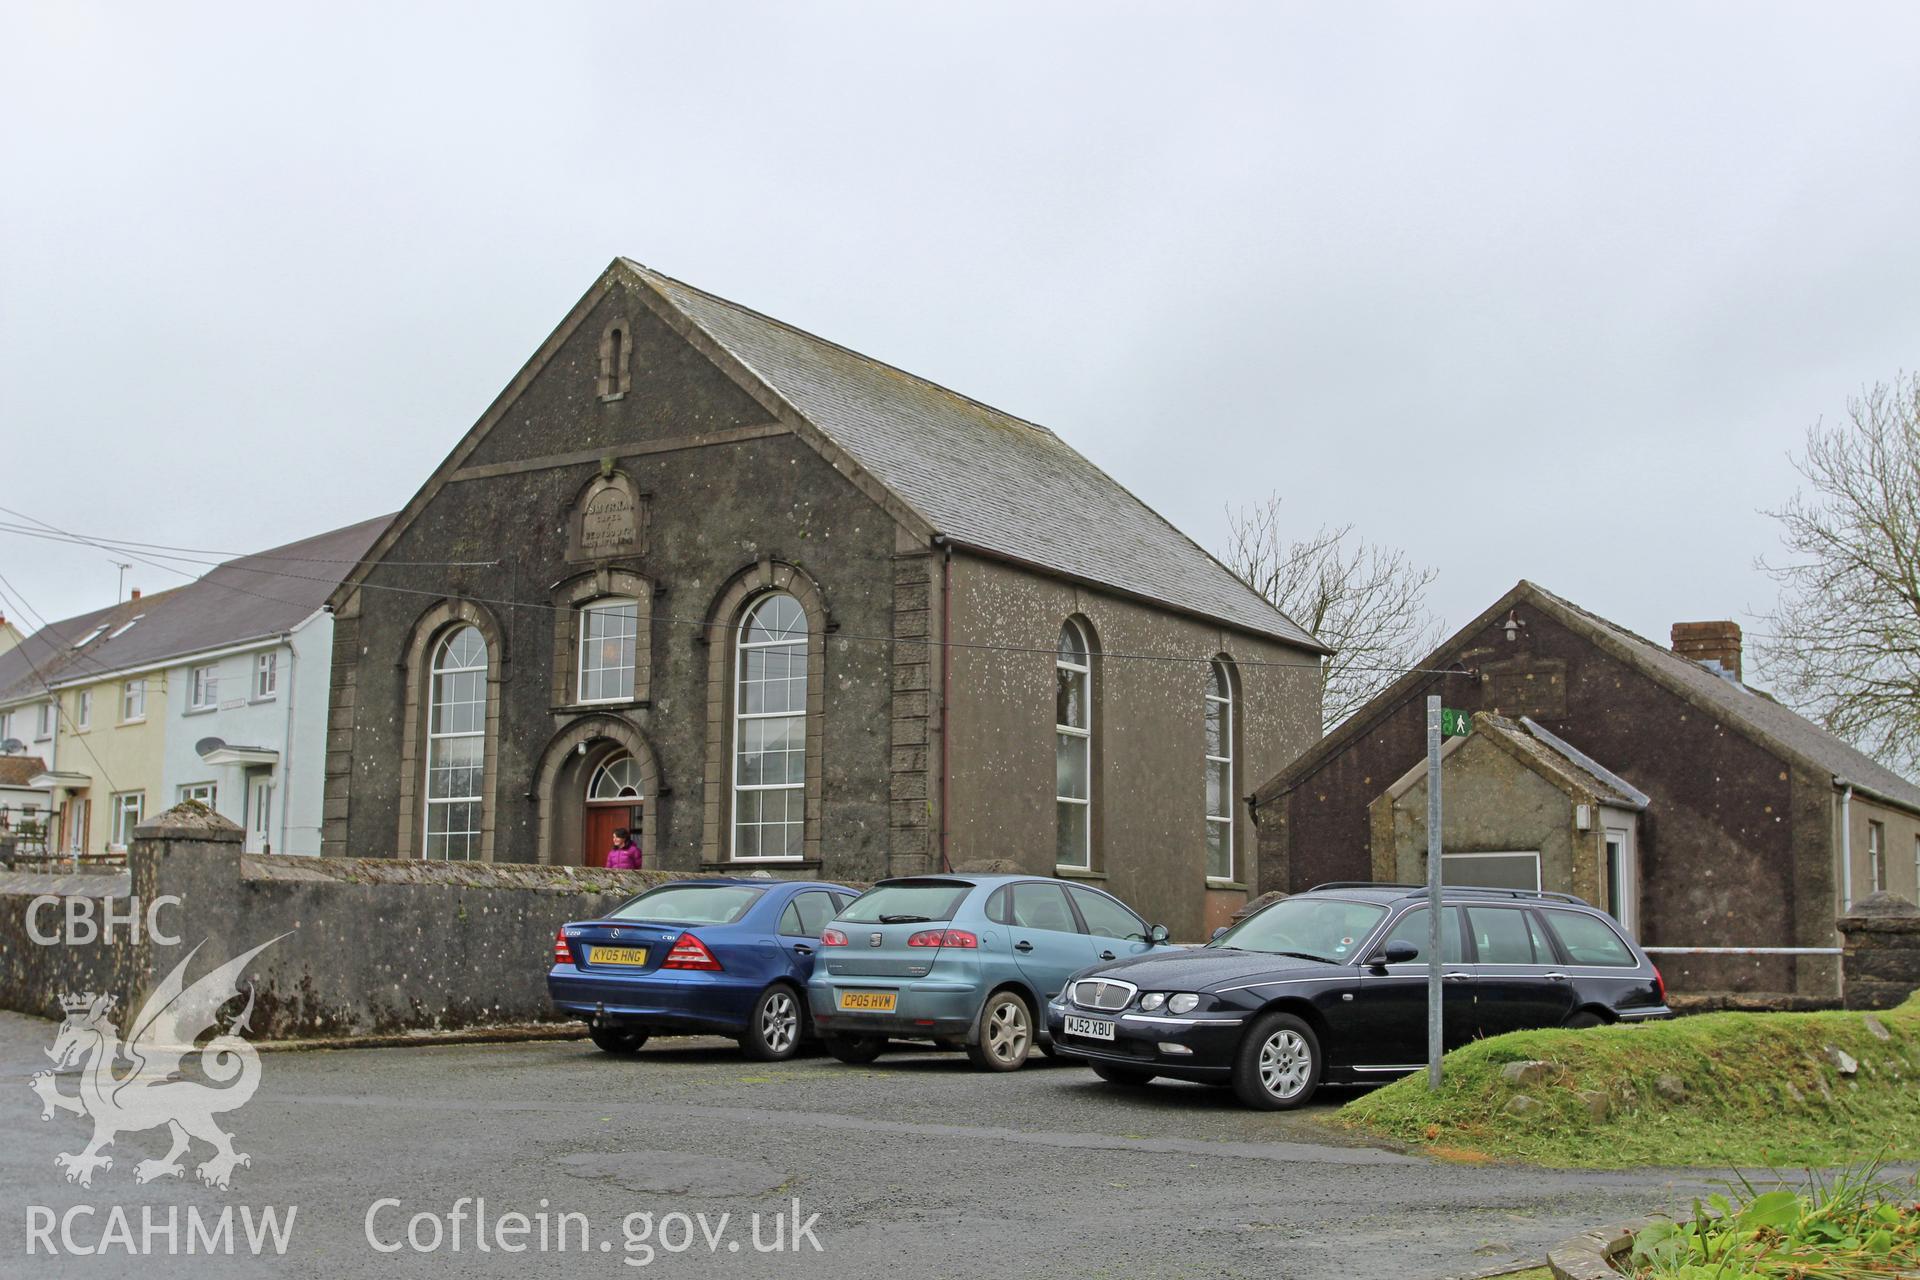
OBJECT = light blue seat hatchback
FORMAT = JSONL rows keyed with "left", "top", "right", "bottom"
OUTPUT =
{"left": 806, "top": 874, "right": 1168, "bottom": 1071}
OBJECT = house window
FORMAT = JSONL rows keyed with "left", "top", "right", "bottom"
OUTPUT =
{"left": 122, "top": 679, "right": 146, "bottom": 722}
{"left": 111, "top": 792, "right": 144, "bottom": 847}
{"left": 254, "top": 652, "right": 278, "bottom": 699}
{"left": 179, "top": 782, "right": 217, "bottom": 808}
{"left": 189, "top": 664, "right": 219, "bottom": 710}
{"left": 1056, "top": 619, "right": 1093, "bottom": 870}
{"left": 577, "top": 599, "right": 639, "bottom": 704}
{"left": 732, "top": 593, "right": 807, "bottom": 860}
{"left": 0, "top": 710, "right": 10, "bottom": 742}
{"left": 1442, "top": 850, "right": 1542, "bottom": 891}
{"left": 75, "top": 690, "right": 91, "bottom": 731}
{"left": 37, "top": 701, "right": 54, "bottom": 739}
{"left": 1205, "top": 658, "right": 1235, "bottom": 881}
{"left": 1867, "top": 820, "right": 1886, "bottom": 895}
{"left": 423, "top": 626, "right": 488, "bottom": 861}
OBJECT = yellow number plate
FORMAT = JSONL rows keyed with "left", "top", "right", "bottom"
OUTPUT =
{"left": 590, "top": 946, "right": 649, "bottom": 966}
{"left": 838, "top": 991, "right": 897, "bottom": 1012}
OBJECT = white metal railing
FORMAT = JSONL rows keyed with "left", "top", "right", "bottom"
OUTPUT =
{"left": 1641, "top": 946, "right": 1842, "bottom": 956}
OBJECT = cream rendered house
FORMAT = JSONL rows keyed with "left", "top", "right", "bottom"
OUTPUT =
{"left": 0, "top": 517, "right": 389, "bottom": 857}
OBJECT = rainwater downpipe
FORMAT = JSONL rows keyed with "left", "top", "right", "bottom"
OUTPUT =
{"left": 277, "top": 633, "right": 295, "bottom": 856}
{"left": 1839, "top": 783, "right": 1854, "bottom": 911}
{"left": 935, "top": 535, "right": 953, "bottom": 874}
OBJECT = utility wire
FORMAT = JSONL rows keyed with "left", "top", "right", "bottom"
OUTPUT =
{"left": 0, "top": 511, "right": 1477, "bottom": 679}
{"left": 0, "top": 507, "right": 494, "bottom": 568}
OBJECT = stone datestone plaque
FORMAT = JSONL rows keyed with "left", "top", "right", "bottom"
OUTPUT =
{"left": 567, "top": 471, "right": 648, "bottom": 562}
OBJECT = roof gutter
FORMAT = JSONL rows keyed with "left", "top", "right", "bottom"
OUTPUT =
{"left": 1834, "top": 774, "right": 1920, "bottom": 821}
{"left": 22, "top": 633, "right": 289, "bottom": 696}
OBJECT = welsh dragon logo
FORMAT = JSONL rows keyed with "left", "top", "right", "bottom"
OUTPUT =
{"left": 29, "top": 935, "right": 285, "bottom": 1190}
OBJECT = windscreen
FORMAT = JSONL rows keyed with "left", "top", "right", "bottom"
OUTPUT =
{"left": 610, "top": 884, "right": 763, "bottom": 925}
{"left": 1210, "top": 896, "right": 1387, "bottom": 963}
{"left": 837, "top": 881, "right": 972, "bottom": 924}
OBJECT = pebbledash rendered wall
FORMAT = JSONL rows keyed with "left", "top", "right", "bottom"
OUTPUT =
{"left": 0, "top": 807, "right": 711, "bottom": 1039}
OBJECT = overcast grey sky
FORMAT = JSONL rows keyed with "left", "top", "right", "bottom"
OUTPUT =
{"left": 5, "top": 3, "right": 1919, "bottom": 658}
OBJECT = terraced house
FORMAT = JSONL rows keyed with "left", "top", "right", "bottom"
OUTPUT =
{"left": 0, "top": 518, "right": 386, "bottom": 857}
{"left": 323, "top": 259, "right": 1325, "bottom": 937}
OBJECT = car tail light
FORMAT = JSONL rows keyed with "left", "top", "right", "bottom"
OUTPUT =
{"left": 663, "top": 932, "right": 722, "bottom": 971}
{"left": 553, "top": 929, "right": 574, "bottom": 965}
{"left": 821, "top": 927, "right": 850, "bottom": 947}
{"left": 906, "top": 929, "right": 978, "bottom": 948}
{"left": 1652, "top": 965, "right": 1667, "bottom": 1004}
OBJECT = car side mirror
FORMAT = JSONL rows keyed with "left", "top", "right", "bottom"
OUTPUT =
{"left": 1367, "top": 940, "right": 1420, "bottom": 970}
{"left": 1148, "top": 923, "right": 1171, "bottom": 947}
{"left": 1210, "top": 926, "right": 1228, "bottom": 942}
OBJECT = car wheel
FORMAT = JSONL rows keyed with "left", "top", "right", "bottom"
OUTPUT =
{"left": 965, "top": 991, "right": 1034, "bottom": 1072}
{"left": 589, "top": 1025, "right": 649, "bottom": 1055}
{"left": 1564, "top": 1010, "right": 1607, "bottom": 1030}
{"left": 742, "top": 986, "right": 804, "bottom": 1062}
{"left": 1090, "top": 1061, "right": 1156, "bottom": 1086}
{"left": 1232, "top": 1012, "right": 1322, "bottom": 1110}
{"left": 823, "top": 1035, "right": 886, "bottom": 1065}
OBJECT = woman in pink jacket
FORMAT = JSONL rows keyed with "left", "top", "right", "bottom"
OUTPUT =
{"left": 605, "top": 827, "right": 642, "bottom": 870}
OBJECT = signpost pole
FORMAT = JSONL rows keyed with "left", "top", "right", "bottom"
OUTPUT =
{"left": 1426, "top": 694, "right": 1443, "bottom": 1090}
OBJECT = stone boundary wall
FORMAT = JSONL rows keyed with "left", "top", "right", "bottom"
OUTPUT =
{"left": 1840, "top": 892, "right": 1920, "bottom": 1011}
{"left": 0, "top": 806, "right": 842, "bottom": 1038}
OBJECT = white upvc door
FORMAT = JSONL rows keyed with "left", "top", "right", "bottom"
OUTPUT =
{"left": 246, "top": 775, "right": 274, "bottom": 854}
{"left": 1603, "top": 825, "right": 1637, "bottom": 936}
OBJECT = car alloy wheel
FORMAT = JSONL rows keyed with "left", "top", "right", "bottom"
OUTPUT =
{"left": 1231, "top": 1011, "right": 1322, "bottom": 1110}
{"left": 1259, "top": 1030, "right": 1312, "bottom": 1099}
{"left": 965, "top": 992, "right": 1033, "bottom": 1071}
{"left": 743, "top": 986, "right": 803, "bottom": 1062}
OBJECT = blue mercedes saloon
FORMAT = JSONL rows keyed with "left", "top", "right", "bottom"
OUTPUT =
{"left": 549, "top": 877, "right": 858, "bottom": 1061}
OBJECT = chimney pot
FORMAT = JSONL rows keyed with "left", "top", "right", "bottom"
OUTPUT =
{"left": 1672, "top": 620, "right": 1743, "bottom": 682}
{"left": 129, "top": 589, "right": 141, "bottom": 601}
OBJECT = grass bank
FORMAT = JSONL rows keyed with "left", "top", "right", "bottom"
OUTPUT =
{"left": 1339, "top": 996, "right": 1920, "bottom": 1168}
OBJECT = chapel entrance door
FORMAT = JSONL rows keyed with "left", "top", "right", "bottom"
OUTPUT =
{"left": 582, "top": 752, "right": 644, "bottom": 868}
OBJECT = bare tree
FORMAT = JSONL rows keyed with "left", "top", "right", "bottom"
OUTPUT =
{"left": 1756, "top": 373, "right": 1920, "bottom": 778}
{"left": 1223, "top": 494, "right": 1444, "bottom": 733}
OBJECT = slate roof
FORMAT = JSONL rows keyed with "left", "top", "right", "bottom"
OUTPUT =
{"left": 1536, "top": 585, "right": 1920, "bottom": 811}
{"left": 0, "top": 756, "right": 48, "bottom": 787}
{"left": 1254, "top": 579, "right": 1920, "bottom": 813}
{"left": 625, "top": 262, "right": 1323, "bottom": 650}
{"left": 0, "top": 515, "right": 392, "bottom": 705}
{"left": 1483, "top": 714, "right": 1647, "bottom": 809}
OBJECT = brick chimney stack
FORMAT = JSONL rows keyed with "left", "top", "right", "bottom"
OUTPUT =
{"left": 129, "top": 589, "right": 141, "bottom": 602}
{"left": 1672, "top": 620, "right": 1743, "bottom": 681}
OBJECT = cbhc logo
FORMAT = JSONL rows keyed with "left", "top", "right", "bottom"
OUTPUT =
{"left": 26, "top": 895, "right": 183, "bottom": 946}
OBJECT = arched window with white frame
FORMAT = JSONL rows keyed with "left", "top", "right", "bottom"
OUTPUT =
{"left": 1205, "top": 657, "right": 1235, "bottom": 881}
{"left": 578, "top": 598, "right": 638, "bottom": 703}
{"left": 1056, "top": 619, "right": 1093, "bottom": 870}
{"left": 732, "top": 593, "right": 808, "bottom": 860}
{"left": 424, "top": 625, "right": 488, "bottom": 860}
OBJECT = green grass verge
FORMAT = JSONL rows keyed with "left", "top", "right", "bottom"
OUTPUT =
{"left": 1338, "top": 995, "right": 1920, "bottom": 1169}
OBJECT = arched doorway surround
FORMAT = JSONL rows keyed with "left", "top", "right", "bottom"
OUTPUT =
{"left": 531, "top": 714, "right": 661, "bottom": 866}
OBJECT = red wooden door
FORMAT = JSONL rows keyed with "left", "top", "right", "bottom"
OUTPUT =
{"left": 584, "top": 805, "right": 643, "bottom": 868}
{"left": 583, "top": 806, "right": 624, "bottom": 869}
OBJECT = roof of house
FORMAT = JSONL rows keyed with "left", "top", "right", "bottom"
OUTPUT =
{"left": 1254, "top": 579, "right": 1920, "bottom": 813}
{"left": 628, "top": 262, "right": 1319, "bottom": 648}
{"left": 1378, "top": 712, "right": 1647, "bottom": 810}
{"left": 0, "top": 756, "right": 48, "bottom": 787}
{"left": 0, "top": 515, "right": 392, "bottom": 705}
